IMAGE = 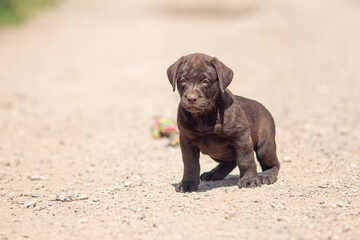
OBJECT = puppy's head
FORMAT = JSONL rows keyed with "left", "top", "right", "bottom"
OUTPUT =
{"left": 167, "top": 53, "right": 233, "bottom": 113}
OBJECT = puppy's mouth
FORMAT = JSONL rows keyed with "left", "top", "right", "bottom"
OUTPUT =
{"left": 183, "top": 105, "right": 204, "bottom": 113}
{"left": 181, "top": 100, "right": 211, "bottom": 113}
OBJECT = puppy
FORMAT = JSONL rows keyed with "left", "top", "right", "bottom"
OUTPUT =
{"left": 167, "top": 53, "right": 280, "bottom": 192}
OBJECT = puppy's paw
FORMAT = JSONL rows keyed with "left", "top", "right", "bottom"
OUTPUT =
{"left": 238, "top": 176, "right": 261, "bottom": 188}
{"left": 200, "top": 172, "right": 225, "bottom": 181}
{"left": 258, "top": 172, "right": 277, "bottom": 185}
{"left": 175, "top": 181, "right": 198, "bottom": 193}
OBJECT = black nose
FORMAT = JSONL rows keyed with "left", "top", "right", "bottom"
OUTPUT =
{"left": 186, "top": 94, "right": 198, "bottom": 103}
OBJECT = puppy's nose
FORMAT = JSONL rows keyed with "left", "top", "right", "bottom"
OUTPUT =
{"left": 186, "top": 94, "right": 199, "bottom": 103}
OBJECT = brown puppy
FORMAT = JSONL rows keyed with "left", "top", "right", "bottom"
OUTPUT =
{"left": 167, "top": 53, "right": 280, "bottom": 192}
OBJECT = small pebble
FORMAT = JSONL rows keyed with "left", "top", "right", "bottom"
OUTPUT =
{"left": 32, "top": 193, "right": 40, "bottom": 198}
{"left": 33, "top": 206, "right": 42, "bottom": 211}
{"left": 30, "top": 175, "right": 40, "bottom": 180}
{"left": 34, "top": 183, "right": 43, "bottom": 190}
{"left": 22, "top": 192, "right": 32, "bottom": 197}
{"left": 56, "top": 194, "right": 71, "bottom": 202}
{"left": 78, "top": 194, "right": 88, "bottom": 200}
{"left": 24, "top": 200, "right": 37, "bottom": 208}
{"left": 283, "top": 156, "right": 292, "bottom": 162}
{"left": 30, "top": 175, "right": 48, "bottom": 181}
{"left": 78, "top": 218, "right": 88, "bottom": 224}
{"left": 1, "top": 190, "right": 7, "bottom": 196}
{"left": 124, "top": 181, "right": 133, "bottom": 187}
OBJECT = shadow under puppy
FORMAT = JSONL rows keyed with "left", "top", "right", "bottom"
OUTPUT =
{"left": 167, "top": 53, "right": 280, "bottom": 192}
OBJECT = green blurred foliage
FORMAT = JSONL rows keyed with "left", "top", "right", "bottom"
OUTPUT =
{"left": 0, "top": 0, "right": 58, "bottom": 26}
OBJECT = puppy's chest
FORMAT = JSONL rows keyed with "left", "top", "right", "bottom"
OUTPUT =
{"left": 181, "top": 118, "right": 237, "bottom": 160}
{"left": 194, "top": 133, "right": 235, "bottom": 160}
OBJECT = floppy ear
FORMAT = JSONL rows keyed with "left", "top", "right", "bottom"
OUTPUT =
{"left": 167, "top": 56, "right": 184, "bottom": 92}
{"left": 211, "top": 57, "right": 234, "bottom": 93}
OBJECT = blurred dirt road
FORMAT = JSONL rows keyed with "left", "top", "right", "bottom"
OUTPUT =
{"left": 0, "top": 0, "right": 360, "bottom": 239}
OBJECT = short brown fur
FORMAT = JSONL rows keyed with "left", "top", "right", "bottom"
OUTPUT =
{"left": 167, "top": 53, "right": 280, "bottom": 192}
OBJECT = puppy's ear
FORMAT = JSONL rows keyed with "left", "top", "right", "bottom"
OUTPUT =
{"left": 211, "top": 57, "right": 234, "bottom": 93}
{"left": 167, "top": 56, "right": 184, "bottom": 92}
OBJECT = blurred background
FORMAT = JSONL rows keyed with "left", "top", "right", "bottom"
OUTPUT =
{"left": 0, "top": 0, "right": 360, "bottom": 239}
{"left": 1, "top": 0, "right": 359, "bottom": 158}
{"left": 0, "top": 0, "right": 59, "bottom": 26}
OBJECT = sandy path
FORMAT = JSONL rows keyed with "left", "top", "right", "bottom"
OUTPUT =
{"left": 0, "top": 0, "right": 359, "bottom": 239}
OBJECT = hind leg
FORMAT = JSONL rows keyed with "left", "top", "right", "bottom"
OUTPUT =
{"left": 200, "top": 160, "right": 236, "bottom": 181}
{"left": 255, "top": 137, "right": 280, "bottom": 185}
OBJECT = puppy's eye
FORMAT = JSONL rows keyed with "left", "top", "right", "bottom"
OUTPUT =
{"left": 180, "top": 78, "right": 187, "bottom": 84}
{"left": 202, "top": 79, "right": 210, "bottom": 85}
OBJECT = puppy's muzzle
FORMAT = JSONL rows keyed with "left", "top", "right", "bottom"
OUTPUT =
{"left": 181, "top": 89, "right": 207, "bottom": 113}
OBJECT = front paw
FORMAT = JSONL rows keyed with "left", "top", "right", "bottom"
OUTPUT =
{"left": 238, "top": 176, "right": 261, "bottom": 188}
{"left": 175, "top": 180, "right": 198, "bottom": 192}
{"left": 258, "top": 172, "right": 277, "bottom": 185}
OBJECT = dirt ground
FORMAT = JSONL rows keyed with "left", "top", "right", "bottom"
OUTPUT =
{"left": 0, "top": 0, "right": 360, "bottom": 239}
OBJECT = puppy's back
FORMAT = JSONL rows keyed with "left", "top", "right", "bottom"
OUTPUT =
{"left": 235, "top": 95, "right": 276, "bottom": 146}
